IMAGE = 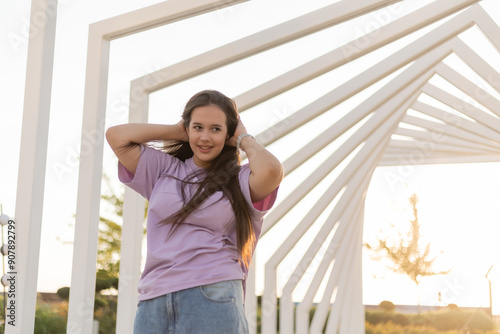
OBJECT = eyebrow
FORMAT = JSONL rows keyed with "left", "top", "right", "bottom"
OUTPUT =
{"left": 192, "top": 122, "right": 224, "bottom": 127}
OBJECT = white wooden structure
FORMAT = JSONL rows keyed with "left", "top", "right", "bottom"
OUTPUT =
{"left": 10, "top": 0, "right": 500, "bottom": 333}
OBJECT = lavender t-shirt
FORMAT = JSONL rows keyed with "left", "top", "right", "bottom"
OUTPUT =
{"left": 118, "top": 145, "right": 278, "bottom": 301}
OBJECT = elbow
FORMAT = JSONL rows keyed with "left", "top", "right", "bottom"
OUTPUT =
{"left": 267, "top": 160, "right": 284, "bottom": 185}
{"left": 105, "top": 126, "right": 117, "bottom": 143}
{"left": 105, "top": 125, "right": 130, "bottom": 151}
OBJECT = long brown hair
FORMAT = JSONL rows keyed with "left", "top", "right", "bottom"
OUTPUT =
{"left": 160, "top": 90, "right": 255, "bottom": 267}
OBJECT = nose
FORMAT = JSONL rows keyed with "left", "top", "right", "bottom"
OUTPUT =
{"left": 200, "top": 130, "right": 210, "bottom": 141}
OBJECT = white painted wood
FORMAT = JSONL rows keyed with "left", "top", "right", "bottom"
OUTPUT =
{"left": 309, "top": 184, "right": 370, "bottom": 334}
{"left": 263, "top": 40, "right": 453, "bottom": 236}
{"left": 475, "top": 4, "right": 500, "bottom": 52}
{"left": 255, "top": 6, "right": 478, "bottom": 151}
{"left": 95, "top": 0, "right": 248, "bottom": 40}
{"left": 67, "top": 27, "right": 111, "bottom": 334}
{"left": 243, "top": 1, "right": 481, "bottom": 112}
{"left": 393, "top": 128, "right": 499, "bottom": 153}
{"left": 8, "top": 1, "right": 58, "bottom": 333}
{"left": 380, "top": 153, "right": 500, "bottom": 166}
{"left": 310, "top": 216, "right": 361, "bottom": 334}
{"left": 412, "top": 101, "right": 500, "bottom": 143}
{"left": 245, "top": 262, "right": 258, "bottom": 334}
{"left": 296, "top": 80, "right": 423, "bottom": 333}
{"left": 280, "top": 74, "right": 426, "bottom": 333}
{"left": 68, "top": 1, "right": 249, "bottom": 333}
{"left": 263, "top": 38, "right": 450, "bottom": 331}
{"left": 131, "top": 0, "right": 403, "bottom": 97}
{"left": 400, "top": 115, "right": 500, "bottom": 149}
{"left": 451, "top": 38, "right": 500, "bottom": 95}
{"left": 115, "top": 92, "right": 148, "bottom": 334}
{"left": 336, "top": 216, "right": 364, "bottom": 334}
{"left": 433, "top": 63, "right": 500, "bottom": 119}
{"left": 387, "top": 139, "right": 491, "bottom": 154}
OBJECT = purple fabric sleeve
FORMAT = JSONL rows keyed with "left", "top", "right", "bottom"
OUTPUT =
{"left": 118, "top": 145, "right": 177, "bottom": 201}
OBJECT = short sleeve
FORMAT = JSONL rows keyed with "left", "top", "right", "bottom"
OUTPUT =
{"left": 118, "top": 145, "right": 176, "bottom": 200}
{"left": 238, "top": 164, "right": 279, "bottom": 218}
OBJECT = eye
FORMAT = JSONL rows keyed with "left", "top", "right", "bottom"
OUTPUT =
{"left": 193, "top": 125, "right": 202, "bottom": 130}
{"left": 212, "top": 127, "right": 221, "bottom": 132}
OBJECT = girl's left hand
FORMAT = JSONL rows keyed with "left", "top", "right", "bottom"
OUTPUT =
{"left": 227, "top": 118, "right": 247, "bottom": 147}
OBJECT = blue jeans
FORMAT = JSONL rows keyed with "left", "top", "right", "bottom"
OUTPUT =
{"left": 133, "top": 280, "right": 249, "bottom": 334}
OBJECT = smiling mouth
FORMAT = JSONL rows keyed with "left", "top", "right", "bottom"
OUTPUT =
{"left": 198, "top": 145, "right": 213, "bottom": 152}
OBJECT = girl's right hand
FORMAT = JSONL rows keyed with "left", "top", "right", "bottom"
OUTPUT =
{"left": 177, "top": 120, "right": 189, "bottom": 142}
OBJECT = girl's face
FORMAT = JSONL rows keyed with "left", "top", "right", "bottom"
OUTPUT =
{"left": 186, "top": 104, "right": 229, "bottom": 168}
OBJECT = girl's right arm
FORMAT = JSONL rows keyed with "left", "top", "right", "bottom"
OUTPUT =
{"left": 106, "top": 122, "right": 188, "bottom": 175}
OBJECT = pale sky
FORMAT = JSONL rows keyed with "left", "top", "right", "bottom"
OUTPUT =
{"left": 2, "top": 0, "right": 500, "bottom": 314}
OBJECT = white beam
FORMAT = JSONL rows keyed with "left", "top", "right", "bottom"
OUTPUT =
{"left": 245, "top": 261, "right": 258, "bottom": 334}
{"left": 95, "top": 0, "right": 248, "bottom": 40}
{"left": 310, "top": 211, "right": 362, "bottom": 334}
{"left": 262, "top": 41, "right": 452, "bottom": 236}
{"left": 291, "top": 85, "right": 422, "bottom": 334}
{"left": 270, "top": 73, "right": 425, "bottom": 333}
{"left": 433, "top": 62, "right": 500, "bottom": 119}
{"left": 475, "top": 4, "right": 500, "bottom": 53}
{"left": 130, "top": 0, "right": 403, "bottom": 96}
{"left": 336, "top": 215, "right": 364, "bottom": 334}
{"left": 254, "top": 4, "right": 479, "bottom": 148}
{"left": 393, "top": 127, "right": 499, "bottom": 152}
{"left": 412, "top": 100, "right": 500, "bottom": 143}
{"left": 236, "top": 0, "right": 481, "bottom": 114}
{"left": 380, "top": 153, "right": 500, "bottom": 166}
{"left": 451, "top": 38, "right": 500, "bottom": 96}
{"left": 400, "top": 114, "right": 500, "bottom": 150}
{"left": 67, "top": 26, "right": 111, "bottom": 334}
{"left": 8, "top": 1, "right": 57, "bottom": 333}
{"left": 387, "top": 139, "right": 492, "bottom": 154}
{"left": 115, "top": 92, "right": 148, "bottom": 333}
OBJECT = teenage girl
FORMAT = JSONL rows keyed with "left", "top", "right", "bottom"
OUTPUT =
{"left": 106, "top": 90, "right": 283, "bottom": 333}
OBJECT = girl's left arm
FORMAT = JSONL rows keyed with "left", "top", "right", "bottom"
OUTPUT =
{"left": 228, "top": 120, "right": 283, "bottom": 202}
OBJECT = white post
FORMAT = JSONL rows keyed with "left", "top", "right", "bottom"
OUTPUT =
{"left": 66, "top": 26, "right": 111, "bottom": 334}
{"left": 7, "top": 1, "right": 57, "bottom": 333}
{"left": 115, "top": 90, "right": 149, "bottom": 334}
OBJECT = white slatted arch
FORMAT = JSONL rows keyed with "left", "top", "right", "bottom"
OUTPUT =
{"left": 11, "top": 0, "right": 500, "bottom": 333}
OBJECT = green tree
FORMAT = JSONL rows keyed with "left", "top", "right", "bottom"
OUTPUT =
{"left": 367, "top": 193, "right": 449, "bottom": 311}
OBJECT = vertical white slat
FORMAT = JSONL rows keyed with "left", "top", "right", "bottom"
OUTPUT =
{"left": 67, "top": 26, "right": 111, "bottom": 334}
{"left": 7, "top": 1, "right": 57, "bottom": 333}
{"left": 115, "top": 83, "right": 149, "bottom": 334}
{"left": 245, "top": 260, "right": 258, "bottom": 334}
